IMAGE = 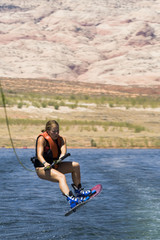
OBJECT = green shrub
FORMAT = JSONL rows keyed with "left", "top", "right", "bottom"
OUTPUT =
{"left": 134, "top": 126, "right": 145, "bottom": 133}
{"left": 54, "top": 103, "right": 59, "bottom": 110}
{"left": 91, "top": 139, "right": 97, "bottom": 147}
{"left": 17, "top": 102, "right": 23, "bottom": 108}
{"left": 41, "top": 102, "right": 47, "bottom": 108}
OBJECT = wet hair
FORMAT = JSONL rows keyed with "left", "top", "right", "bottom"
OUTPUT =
{"left": 42, "top": 120, "right": 59, "bottom": 133}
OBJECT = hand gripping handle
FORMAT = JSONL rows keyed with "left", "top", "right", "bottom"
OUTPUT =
{"left": 44, "top": 153, "right": 71, "bottom": 171}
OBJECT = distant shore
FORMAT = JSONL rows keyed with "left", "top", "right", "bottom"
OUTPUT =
{"left": 1, "top": 146, "right": 160, "bottom": 150}
{"left": 0, "top": 79, "right": 160, "bottom": 149}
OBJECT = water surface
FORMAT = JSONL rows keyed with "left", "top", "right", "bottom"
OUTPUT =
{"left": 1, "top": 148, "right": 160, "bottom": 239}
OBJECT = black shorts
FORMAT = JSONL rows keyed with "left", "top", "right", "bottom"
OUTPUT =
{"left": 31, "top": 157, "right": 44, "bottom": 168}
{"left": 31, "top": 157, "right": 58, "bottom": 169}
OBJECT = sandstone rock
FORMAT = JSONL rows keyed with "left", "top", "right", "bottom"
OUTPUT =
{"left": 0, "top": 0, "right": 159, "bottom": 86}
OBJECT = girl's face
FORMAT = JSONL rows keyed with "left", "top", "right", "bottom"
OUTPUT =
{"left": 48, "top": 125, "right": 59, "bottom": 140}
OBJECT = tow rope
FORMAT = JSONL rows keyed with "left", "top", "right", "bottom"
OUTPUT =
{"left": 0, "top": 79, "right": 34, "bottom": 172}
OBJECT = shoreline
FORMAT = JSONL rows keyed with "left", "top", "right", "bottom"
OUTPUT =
{"left": 1, "top": 146, "right": 160, "bottom": 150}
{"left": 1, "top": 82, "right": 160, "bottom": 150}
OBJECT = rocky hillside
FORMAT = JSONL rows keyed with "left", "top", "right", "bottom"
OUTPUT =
{"left": 0, "top": 0, "right": 160, "bottom": 86}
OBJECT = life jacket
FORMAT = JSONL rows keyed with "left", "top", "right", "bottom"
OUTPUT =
{"left": 36, "top": 131, "right": 62, "bottom": 164}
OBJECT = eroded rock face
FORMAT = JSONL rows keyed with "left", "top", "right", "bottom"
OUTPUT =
{"left": 0, "top": 0, "right": 160, "bottom": 86}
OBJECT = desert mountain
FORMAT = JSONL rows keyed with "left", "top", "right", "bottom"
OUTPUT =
{"left": 0, "top": 0, "right": 160, "bottom": 86}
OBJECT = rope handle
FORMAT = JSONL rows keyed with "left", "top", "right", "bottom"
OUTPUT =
{"left": 44, "top": 153, "right": 71, "bottom": 171}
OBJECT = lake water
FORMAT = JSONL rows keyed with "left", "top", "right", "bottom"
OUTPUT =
{"left": 1, "top": 148, "right": 160, "bottom": 240}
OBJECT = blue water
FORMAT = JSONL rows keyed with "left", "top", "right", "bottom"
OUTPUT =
{"left": 1, "top": 148, "right": 160, "bottom": 240}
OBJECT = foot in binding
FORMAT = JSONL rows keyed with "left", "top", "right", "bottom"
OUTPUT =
{"left": 67, "top": 194, "right": 89, "bottom": 209}
{"left": 72, "top": 184, "right": 96, "bottom": 198}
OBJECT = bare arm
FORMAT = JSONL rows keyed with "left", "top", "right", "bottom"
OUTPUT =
{"left": 59, "top": 136, "right": 67, "bottom": 158}
{"left": 37, "top": 136, "right": 50, "bottom": 167}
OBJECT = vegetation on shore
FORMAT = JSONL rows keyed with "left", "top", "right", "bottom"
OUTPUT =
{"left": 1, "top": 90, "right": 160, "bottom": 110}
{"left": 0, "top": 118, "right": 146, "bottom": 133}
{"left": 0, "top": 90, "right": 160, "bottom": 148}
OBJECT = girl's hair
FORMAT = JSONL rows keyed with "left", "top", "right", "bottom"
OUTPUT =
{"left": 42, "top": 120, "right": 59, "bottom": 132}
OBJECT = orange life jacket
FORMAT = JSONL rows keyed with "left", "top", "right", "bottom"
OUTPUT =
{"left": 38, "top": 131, "right": 62, "bottom": 160}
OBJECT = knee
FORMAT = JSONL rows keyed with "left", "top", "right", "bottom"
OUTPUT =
{"left": 59, "top": 173, "right": 67, "bottom": 183}
{"left": 72, "top": 161, "right": 80, "bottom": 170}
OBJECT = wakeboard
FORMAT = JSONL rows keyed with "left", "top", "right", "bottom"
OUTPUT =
{"left": 65, "top": 184, "right": 102, "bottom": 217}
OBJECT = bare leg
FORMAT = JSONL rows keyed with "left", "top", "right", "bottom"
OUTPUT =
{"left": 36, "top": 167, "right": 70, "bottom": 195}
{"left": 58, "top": 161, "right": 81, "bottom": 187}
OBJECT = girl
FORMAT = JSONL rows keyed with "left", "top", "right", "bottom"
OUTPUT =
{"left": 34, "top": 120, "right": 95, "bottom": 208}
